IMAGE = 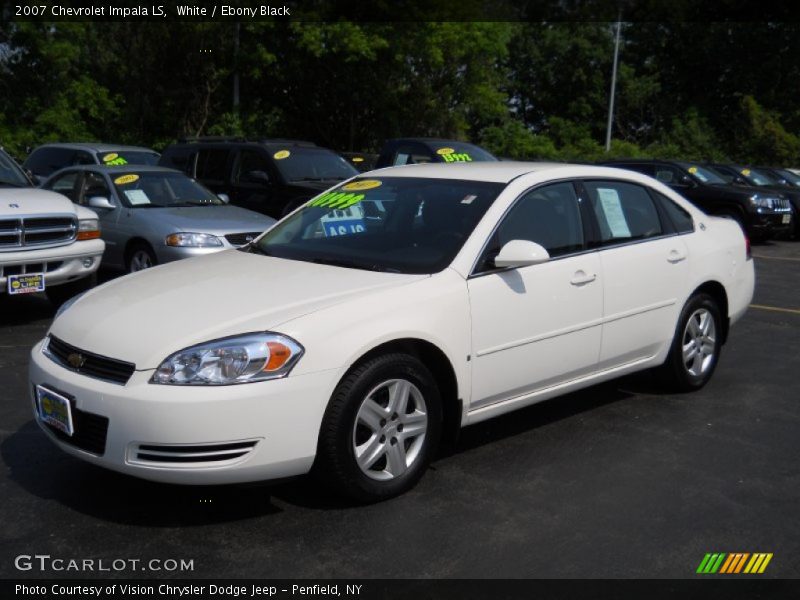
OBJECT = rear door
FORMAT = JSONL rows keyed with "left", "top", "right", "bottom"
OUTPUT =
{"left": 194, "top": 147, "right": 233, "bottom": 196}
{"left": 229, "top": 148, "right": 278, "bottom": 216}
{"left": 580, "top": 179, "right": 690, "bottom": 368}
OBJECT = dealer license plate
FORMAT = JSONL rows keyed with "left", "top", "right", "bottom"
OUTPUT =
{"left": 7, "top": 273, "right": 45, "bottom": 295}
{"left": 36, "top": 386, "right": 74, "bottom": 436}
{"left": 782, "top": 214, "right": 792, "bottom": 224}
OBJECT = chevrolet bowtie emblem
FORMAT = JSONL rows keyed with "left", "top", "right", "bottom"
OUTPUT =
{"left": 67, "top": 353, "right": 86, "bottom": 368}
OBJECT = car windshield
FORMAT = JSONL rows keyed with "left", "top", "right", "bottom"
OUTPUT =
{"left": 680, "top": 163, "right": 727, "bottom": 184}
{"left": 0, "top": 149, "right": 31, "bottom": 187}
{"left": 427, "top": 142, "right": 498, "bottom": 163}
{"left": 738, "top": 167, "right": 778, "bottom": 186}
{"left": 268, "top": 146, "right": 359, "bottom": 183}
{"left": 776, "top": 169, "right": 800, "bottom": 186}
{"left": 97, "top": 150, "right": 160, "bottom": 166}
{"left": 249, "top": 177, "right": 504, "bottom": 274}
{"left": 112, "top": 171, "right": 223, "bottom": 207}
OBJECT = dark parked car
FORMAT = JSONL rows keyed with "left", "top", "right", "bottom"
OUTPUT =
{"left": 23, "top": 143, "right": 160, "bottom": 184}
{"left": 159, "top": 137, "right": 359, "bottom": 218}
{"left": 755, "top": 166, "right": 800, "bottom": 190}
{"left": 375, "top": 138, "right": 497, "bottom": 169}
{"left": 600, "top": 159, "right": 793, "bottom": 240}
{"left": 706, "top": 164, "right": 799, "bottom": 238}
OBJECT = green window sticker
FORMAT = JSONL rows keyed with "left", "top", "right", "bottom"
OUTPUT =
{"left": 442, "top": 153, "right": 473, "bottom": 163}
{"left": 309, "top": 191, "right": 365, "bottom": 210}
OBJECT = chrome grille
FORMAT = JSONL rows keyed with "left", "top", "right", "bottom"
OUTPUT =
{"left": 0, "top": 216, "right": 77, "bottom": 251}
{"left": 773, "top": 198, "right": 791, "bottom": 211}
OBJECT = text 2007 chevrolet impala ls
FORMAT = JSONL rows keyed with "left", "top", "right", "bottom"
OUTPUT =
{"left": 29, "top": 163, "right": 754, "bottom": 501}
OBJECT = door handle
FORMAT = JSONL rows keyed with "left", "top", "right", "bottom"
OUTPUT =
{"left": 570, "top": 271, "right": 597, "bottom": 286}
{"left": 667, "top": 249, "right": 687, "bottom": 264}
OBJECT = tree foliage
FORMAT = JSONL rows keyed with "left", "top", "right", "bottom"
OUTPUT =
{"left": 1, "top": 21, "right": 800, "bottom": 166}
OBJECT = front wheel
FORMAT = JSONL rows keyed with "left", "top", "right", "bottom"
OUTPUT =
{"left": 314, "top": 353, "right": 442, "bottom": 502}
{"left": 657, "top": 293, "right": 722, "bottom": 392}
{"left": 126, "top": 243, "right": 157, "bottom": 273}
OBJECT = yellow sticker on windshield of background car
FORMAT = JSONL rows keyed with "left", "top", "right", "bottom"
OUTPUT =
{"left": 352, "top": 156, "right": 364, "bottom": 163}
{"left": 274, "top": 150, "right": 290, "bottom": 160}
{"left": 114, "top": 174, "right": 139, "bottom": 185}
{"left": 436, "top": 147, "right": 455, "bottom": 155}
{"left": 342, "top": 179, "right": 382, "bottom": 191}
{"left": 688, "top": 167, "right": 698, "bottom": 174}
{"left": 742, "top": 169, "right": 751, "bottom": 176}
{"left": 103, "top": 153, "right": 119, "bottom": 162}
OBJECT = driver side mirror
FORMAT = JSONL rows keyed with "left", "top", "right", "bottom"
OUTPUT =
{"left": 678, "top": 175, "right": 696, "bottom": 187}
{"left": 217, "top": 193, "right": 230, "bottom": 204}
{"left": 244, "top": 170, "right": 270, "bottom": 184}
{"left": 494, "top": 240, "right": 550, "bottom": 269}
{"left": 87, "top": 196, "right": 115, "bottom": 210}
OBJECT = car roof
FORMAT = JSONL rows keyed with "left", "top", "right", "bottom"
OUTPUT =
{"left": 34, "top": 143, "right": 158, "bottom": 153}
{"left": 56, "top": 165, "right": 179, "bottom": 174}
{"left": 365, "top": 161, "right": 650, "bottom": 183}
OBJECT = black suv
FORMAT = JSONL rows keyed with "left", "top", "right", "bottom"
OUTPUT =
{"left": 159, "top": 138, "right": 359, "bottom": 218}
{"left": 375, "top": 138, "right": 497, "bottom": 169}
{"left": 600, "top": 159, "right": 793, "bottom": 240}
{"left": 705, "top": 163, "right": 799, "bottom": 238}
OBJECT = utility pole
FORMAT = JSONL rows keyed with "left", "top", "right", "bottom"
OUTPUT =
{"left": 605, "top": 16, "right": 622, "bottom": 152}
{"left": 233, "top": 21, "right": 240, "bottom": 122}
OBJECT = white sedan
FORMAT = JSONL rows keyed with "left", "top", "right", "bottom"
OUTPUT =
{"left": 28, "top": 163, "right": 754, "bottom": 501}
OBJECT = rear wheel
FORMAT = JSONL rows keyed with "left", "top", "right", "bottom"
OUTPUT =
{"left": 657, "top": 293, "right": 722, "bottom": 392}
{"left": 314, "top": 353, "right": 442, "bottom": 502}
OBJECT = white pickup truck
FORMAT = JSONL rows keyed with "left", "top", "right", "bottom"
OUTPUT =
{"left": 1, "top": 148, "right": 104, "bottom": 305}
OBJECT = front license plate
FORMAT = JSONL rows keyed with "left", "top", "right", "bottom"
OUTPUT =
{"left": 7, "top": 272, "right": 45, "bottom": 295}
{"left": 36, "top": 386, "right": 74, "bottom": 436}
{"left": 782, "top": 214, "right": 791, "bottom": 224}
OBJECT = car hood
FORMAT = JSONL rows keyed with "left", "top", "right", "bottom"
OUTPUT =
{"left": 50, "top": 250, "right": 426, "bottom": 369}
{"left": 151, "top": 205, "right": 275, "bottom": 233}
{"left": 0, "top": 187, "right": 81, "bottom": 216}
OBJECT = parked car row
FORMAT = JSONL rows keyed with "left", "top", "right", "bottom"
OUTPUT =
{"left": 599, "top": 159, "right": 796, "bottom": 241}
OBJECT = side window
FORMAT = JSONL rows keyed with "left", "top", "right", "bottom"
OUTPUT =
{"left": 26, "top": 148, "right": 73, "bottom": 176}
{"left": 654, "top": 191, "right": 694, "bottom": 233}
{"left": 654, "top": 164, "right": 685, "bottom": 185}
{"left": 584, "top": 181, "right": 664, "bottom": 244}
{"left": 478, "top": 182, "right": 584, "bottom": 271}
{"left": 234, "top": 150, "right": 271, "bottom": 184}
{"left": 48, "top": 172, "right": 80, "bottom": 203}
{"left": 195, "top": 148, "right": 230, "bottom": 183}
{"left": 81, "top": 172, "right": 112, "bottom": 206}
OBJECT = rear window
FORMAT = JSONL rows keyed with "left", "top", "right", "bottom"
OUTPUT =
{"left": 97, "top": 151, "right": 160, "bottom": 167}
{"left": 427, "top": 142, "right": 497, "bottom": 163}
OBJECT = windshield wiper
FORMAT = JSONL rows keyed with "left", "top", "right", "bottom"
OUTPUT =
{"left": 311, "top": 257, "right": 395, "bottom": 272}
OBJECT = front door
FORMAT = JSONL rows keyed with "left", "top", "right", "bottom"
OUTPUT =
{"left": 467, "top": 181, "right": 603, "bottom": 411}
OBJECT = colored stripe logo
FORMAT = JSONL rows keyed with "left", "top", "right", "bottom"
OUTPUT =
{"left": 697, "top": 553, "right": 773, "bottom": 574}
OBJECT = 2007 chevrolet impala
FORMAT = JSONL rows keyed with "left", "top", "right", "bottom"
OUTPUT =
{"left": 29, "top": 163, "right": 754, "bottom": 501}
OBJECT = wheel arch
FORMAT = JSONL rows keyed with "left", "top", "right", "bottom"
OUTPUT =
{"left": 691, "top": 280, "right": 730, "bottom": 344}
{"left": 339, "top": 338, "right": 463, "bottom": 445}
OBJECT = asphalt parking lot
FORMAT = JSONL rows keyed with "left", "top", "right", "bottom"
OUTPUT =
{"left": 1, "top": 242, "right": 799, "bottom": 580}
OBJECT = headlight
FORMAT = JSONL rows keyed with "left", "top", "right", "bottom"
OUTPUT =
{"left": 748, "top": 195, "right": 775, "bottom": 209}
{"left": 77, "top": 218, "right": 101, "bottom": 240}
{"left": 165, "top": 232, "right": 223, "bottom": 247}
{"left": 54, "top": 290, "right": 89, "bottom": 320}
{"left": 151, "top": 333, "right": 304, "bottom": 385}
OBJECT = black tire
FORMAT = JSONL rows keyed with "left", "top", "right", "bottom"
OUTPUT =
{"left": 46, "top": 273, "right": 97, "bottom": 307}
{"left": 656, "top": 293, "right": 723, "bottom": 392}
{"left": 314, "top": 353, "right": 442, "bottom": 503}
{"left": 126, "top": 242, "right": 157, "bottom": 273}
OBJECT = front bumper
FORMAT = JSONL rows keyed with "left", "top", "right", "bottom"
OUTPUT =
{"left": 748, "top": 210, "right": 793, "bottom": 238}
{"left": 0, "top": 239, "right": 104, "bottom": 293}
{"left": 29, "top": 338, "right": 340, "bottom": 485}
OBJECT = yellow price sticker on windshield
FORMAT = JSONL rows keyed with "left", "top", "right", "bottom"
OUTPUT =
{"left": 274, "top": 150, "right": 290, "bottom": 160}
{"left": 688, "top": 167, "right": 698, "bottom": 174}
{"left": 114, "top": 174, "right": 139, "bottom": 185}
{"left": 352, "top": 157, "right": 364, "bottom": 163}
{"left": 342, "top": 179, "right": 382, "bottom": 191}
{"left": 741, "top": 169, "right": 751, "bottom": 176}
{"left": 103, "top": 153, "right": 119, "bottom": 162}
{"left": 436, "top": 147, "right": 455, "bottom": 155}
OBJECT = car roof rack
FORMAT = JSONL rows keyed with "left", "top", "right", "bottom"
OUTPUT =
{"left": 177, "top": 136, "right": 317, "bottom": 147}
